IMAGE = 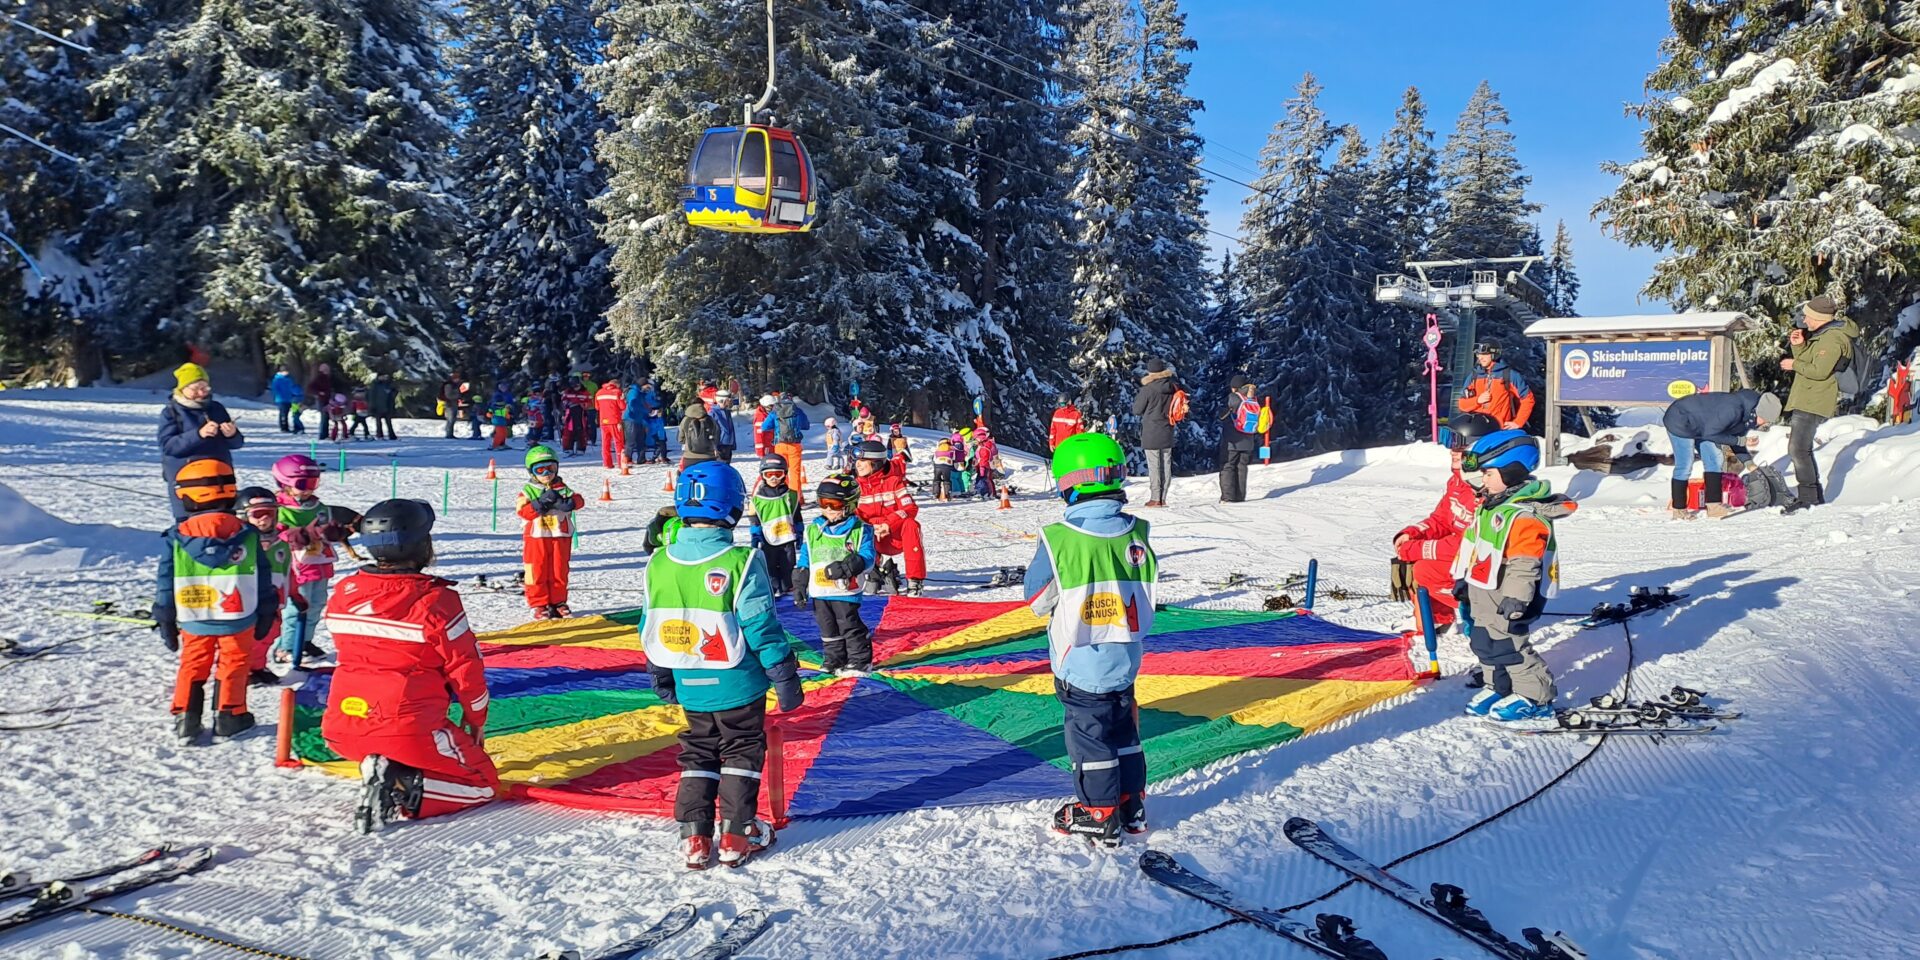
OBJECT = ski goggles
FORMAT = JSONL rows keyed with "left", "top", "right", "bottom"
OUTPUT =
{"left": 531, "top": 462, "right": 559, "bottom": 476}
{"left": 1459, "top": 435, "right": 1535, "bottom": 473}
{"left": 283, "top": 474, "right": 322, "bottom": 493}
{"left": 241, "top": 505, "right": 278, "bottom": 521}
{"left": 760, "top": 469, "right": 788, "bottom": 481}
{"left": 816, "top": 497, "right": 849, "bottom": 511}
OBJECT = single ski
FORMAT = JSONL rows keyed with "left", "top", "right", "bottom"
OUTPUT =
{"left": 540, "top": 902, "right": 697, "bottom": 960}
{"left": 1576, "top": 692, "right": 1740, "bottom": 722}
{"left": 1519, "top": 722, "right": 1715, "bottom": 738}
{"left": 1138, "top": 850, "right": 1386, "bottom": 959}
{"left": 1570, "top": 587, "right": 1687, "bottom": 630}
{"left": 0, "top": 846, "right": 215, "bottom": 933}
{"left": 52, "top": 611, "right": 157, "bottom": 627}
{"left": 1283, "top": 818, "right": 1585, "bottom": 960}
{"left": 685, "top": 909, "right": 772, "bottom": 960}
{"left": 1, "top": 844, "right": 179, "bottom": 901}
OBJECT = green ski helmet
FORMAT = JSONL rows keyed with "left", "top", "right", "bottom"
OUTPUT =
{"left": 525, "top": 445, "right": 560, "bottom": 472}
{"left": 1051, "top": 431, "right": 1127, "bottom": 504}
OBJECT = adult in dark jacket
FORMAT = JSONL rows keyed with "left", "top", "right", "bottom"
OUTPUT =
{"left": 1661, "top": 389, "right": 1781, "bottom": 520}
{"left": 1131, "top": 359, "right": 1178, "bottom": 507}
{"left": 306, "top": 363, "right": 336, "bottom": 441}
{"left": 1217, "top": 375, "right": 1261, "bottom": 503}
{"left": 439, "top": 374, "right": 463, "bottom": 439}
{"left": 369, "top": 373, "right": 399, "bottom": 440}
{"left": 159, "top": 363, "right": 246, "bottom": 521}
{"left": 678, "top": 402, "right": 718, "bottom": 467}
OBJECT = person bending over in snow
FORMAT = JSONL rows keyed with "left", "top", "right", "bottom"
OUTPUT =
{"left": 1455, "top": 430, "right": 1575, "bottom": 725}
{"left": 324, "top": 499, "right": 499, "bottom": 833}
{"left": 642, "top": 462, "right": 805, "bottom": 869}
{"left": 1024, "top": 432, "right": 1157, "bottom": 848}
{"left": 156, "top": 459, "right": 279, "bottom": 743}
{"left": 1391, "top": 413, "right": 1497, "bottom": 637}
{"left": 746, "top": 456, "right": 803, "bottom": 600}
{"left": 796, "top": 474, "right": 875, "bottom": 675}
{"left": 234, "top": 486, "right": 293, "bottom": 687}
{"left": 514, "top": 445, "right": 585, "bottom": 620}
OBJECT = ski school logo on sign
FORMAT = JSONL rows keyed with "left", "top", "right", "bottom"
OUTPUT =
{"left": 705, "top": 569, "right": 731, "bottom": 597}
{"left": 1126, "top": 542, "right": 1148, "bottom": 568}
{"left": 1563, "top": 349, "right": 1592, "bottom": 380}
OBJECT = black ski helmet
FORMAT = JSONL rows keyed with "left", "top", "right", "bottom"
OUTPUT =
{"left": 1444, "top": 412, "right": 1501, "bottom": 451}
{"left": 816, "top": 475, "right": 858, "bottom": 505}
{"left": 856, "top": 439, "right": 888, "bottom": 461}
{"left": 234, "top": 486, "right": 277, "bottom": 514}
{"left": 359, "top": 498, "right": 436, "bottom": 570}
{"left": 1473, "top": 341, "right": 1501, "bottom": 358}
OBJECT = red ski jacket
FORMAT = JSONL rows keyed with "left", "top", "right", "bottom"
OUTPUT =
{"left": 857, "top": 458, "right": 919, "bottom": 528}
{"left": 1397, "top": 471, "right": 1478, "bottom": 563}
{"left": 1048, "top": 405, "right": 1083, "bottom": 450}
{"left": 594, "top": 383, "right": 626, "bottom": 423}
{"left": 321, "top": 571, "right": 490, "bottom": 741}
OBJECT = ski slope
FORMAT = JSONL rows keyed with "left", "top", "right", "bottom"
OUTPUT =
{"left": 2, "top": 388, "right": 1918, "bottom": 959}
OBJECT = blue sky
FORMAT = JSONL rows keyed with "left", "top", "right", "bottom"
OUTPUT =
{"left": 1183, "top": 1, "right": 1675, "bottom": 317}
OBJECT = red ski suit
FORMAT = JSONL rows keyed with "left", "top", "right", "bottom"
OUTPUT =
{"left": 857, "top": 456, "right": 926, "bottom": 580}
{"left": 321, "top": 571, "right": 499, "bottom": 820}
{"left": 594, "top": 383, "right": 626, "bottom": 468}
{"left": 515, "top": 480, "right": 585, "bottom": 609}
{"left": 1396, "top": 470, "right": 1478, "bottom": 629}
{"left": 1048, "top": 405, "right": 1083, "bottom": 451}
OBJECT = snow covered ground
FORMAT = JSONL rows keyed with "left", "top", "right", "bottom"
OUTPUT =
{"left": 3, "top": 388, "right": 1919, "bottom": 959}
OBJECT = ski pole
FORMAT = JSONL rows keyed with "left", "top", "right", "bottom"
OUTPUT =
{"left": 390, "top": 457, "right": 398, "bottom": 498}
{"left": 1416, "top": 587, "right": 1440, "bottom": 676}
{"left": 1303, "top": 558, "right": 1318, "bottom": 611}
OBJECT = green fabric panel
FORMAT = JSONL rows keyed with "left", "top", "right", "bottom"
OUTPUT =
{"left": 603, "top": 608, "right": 646, "bottom": 627}
{"left": 1146, "top": 606, "right": 1294, "bottom": 636}
{"left": 290, "top": 706, "right": 339, "bottom": 763}
{"left": 1139, "top": 714, "right": 1305, "bottom": 782}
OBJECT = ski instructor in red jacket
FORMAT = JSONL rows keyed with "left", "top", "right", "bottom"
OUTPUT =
{"left": 854, "top": 439, "right": 927, "bottom": 595}
{"left": 1392, "top": 413, "right": 1497, "bottom": 633}
{"left": 322, "top": 499, "right": 499, "bottom": 834}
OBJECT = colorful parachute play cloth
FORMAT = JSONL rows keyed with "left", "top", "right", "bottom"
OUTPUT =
{"left": 290, "top": 597, "right": 1419, "bottom": 819}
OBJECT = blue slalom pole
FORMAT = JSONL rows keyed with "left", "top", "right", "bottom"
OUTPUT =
{"left": 1416, "top": 587, "right": 1440, "bottom": 676}
{"left": 1303, "top": 558, "right": 1318, "bottom": 611}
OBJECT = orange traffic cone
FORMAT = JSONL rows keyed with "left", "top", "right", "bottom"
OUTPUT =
{"left": 662, "top": 467, "right": 676, "bottom": 493}
{"left": 485, "top": 458, "right": 497, "bottom": 480}
{"left": 620, "top": 458, "right": 631, "bottom": 477}
{"left": 998, "top": 485, "right": 1012, "bottom": 511}
{"left": 599, "top": 477, "right": 614, "bottom": 502}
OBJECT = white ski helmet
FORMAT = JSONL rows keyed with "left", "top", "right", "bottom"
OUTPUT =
{"left": 760, "top": 394, "right": 777, "bottom": 407}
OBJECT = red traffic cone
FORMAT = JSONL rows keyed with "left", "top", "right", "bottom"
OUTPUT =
{"left": 599, "top": 477, "right": 614, "bottom": 502}
{"left": 662, "top": 467, "right": 676, "bottom": 493}
{"left": 620, "top": 458, "right": 631, "bottom": 477}
{"left": 998, "top": 485, "right": 1012, "bottom": 511}
{"left": 485, "top": 458, "right": 497, "bottom": 480}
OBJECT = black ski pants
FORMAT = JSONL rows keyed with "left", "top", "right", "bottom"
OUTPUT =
{"left": 1788, "top": 411, "right": 1827, "bottom": 503}
{"left": 761, "top": 541, "right": 798, "bottom": 596}
{"left": 674, "top": 700, "right": 767, "bottom": 834}
{"left": 1218, "top": 446, "right": 1252, "bottom": 502}
{"left": 814, "top": 599, "right": 871, "bottom": 671}
{"left": 1057, "top": 679, "right": 1145, "bottom": 808}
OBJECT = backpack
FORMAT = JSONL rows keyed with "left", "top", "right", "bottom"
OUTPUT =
{"left": 1167, "top": 388, "right": 1190, "bottom": 425}
{"left": 775, "top": 403, "right": 802, "bottom": 443}
{"left": 1833, "top": 332, "right": 1874, "bottom": 401}
{"left": 1235, "top": 396, "right": 1262, "bottom": 434}
{"left": 684, "top": 416, "right": 716, "bottom": 455}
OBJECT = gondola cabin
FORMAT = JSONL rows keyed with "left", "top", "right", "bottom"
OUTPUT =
{"left": 682, "top": 124, "right": 817, "bottom": 233}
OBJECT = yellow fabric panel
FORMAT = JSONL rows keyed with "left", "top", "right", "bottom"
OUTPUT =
{"left": 887, "top": 670, "right": 1057, "bottom": 696}
{"left": 487, "top": 705, "right": 685, "bottom": 785}
{"left": 897, "top": 606, "right": 1049, "bottom": 663}
{"left": 1133, "top": 674, "right": 1419, "bottom": 732}
{"left": 476, "top": 614, "right": 643, "bottom": 652}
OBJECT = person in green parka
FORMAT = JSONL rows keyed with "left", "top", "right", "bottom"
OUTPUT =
{"left": 642, "top": 461, "right": 804, "bottom": 871}
{"left": 1779, "top": 295, "right": 1863, "bottom": 513}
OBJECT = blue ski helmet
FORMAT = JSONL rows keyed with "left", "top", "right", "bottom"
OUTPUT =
{"left": 1464, "top": 429, "right": 1540, "bottom": 474}
{"left": 674, "top": 461, "right": 746, "bottom": 525}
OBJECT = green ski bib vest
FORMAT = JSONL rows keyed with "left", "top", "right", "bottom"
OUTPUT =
{"left": 1038, "top": 519, "right": 1157, "bottom": 664}
{"left": 641, "top": 545, "right": 753, "bottom": 670}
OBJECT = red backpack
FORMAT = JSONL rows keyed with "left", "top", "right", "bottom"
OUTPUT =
{"left": 1167, "top": 388, "right": 1190, "bottom": 425}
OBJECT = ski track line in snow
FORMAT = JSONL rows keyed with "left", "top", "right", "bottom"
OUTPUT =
{"left": 8, "top": 393, "right": 1920, "bottom": 958}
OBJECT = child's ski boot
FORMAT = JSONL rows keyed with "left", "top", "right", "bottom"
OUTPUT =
{"left": 717, "top": 818, "right": 775, "bottom": 868}
{"left": 1053, "top": 802, "right": 1121, "bottom": 849}
{"left": 680, "top": 821, "right": 714, "bottom": 871}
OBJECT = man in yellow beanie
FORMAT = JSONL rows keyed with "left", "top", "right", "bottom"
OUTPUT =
{"left": 160, "top": 361, "right": 246, "bottom": 521}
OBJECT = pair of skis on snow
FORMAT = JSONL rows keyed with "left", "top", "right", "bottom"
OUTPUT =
{"left": 0, "top": 844, "right": 216, "bottom": 934}
{"left": 538, "top": 904, "right": 772, "bottom": 960}
{"left": 1568, "top": 586, "right": 1686, "bottom": 630}
{"left": 1142, "top": 819, "right": 1585, "bottom": 960}
{"left": 1525, "top": 687, "right": 1740, "bottom": 738}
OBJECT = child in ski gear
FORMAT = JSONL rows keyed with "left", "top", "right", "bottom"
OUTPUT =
{"left": 854, "top": 440, "right": 926, "bottom": 596}
{"left": 642, "top": 505, "right": 682, "bottom": 556}
{"left": 887, "top": 423, "right": 912, "bottom": 463}
{"left": 746, "top": 456, "right": 803, "bottom": 600}
{"left": 796, "top": 475, "right": 875, "bottom": 672}
{"left": 514, "top": 446, "right": 585, "bottom": 620}
{"left": 350, "top": 388, "right": 372, "bottom": 440}
{"left": 1454, "top": 430, "right": 1573, "bottom": 723}
{"left": 323, "top": 499, "right": 499, "bottom": 832}
{"left": 643, "top": 461, "right": 805, "bottom": 869}
{"left": 595, "top": 378, "right": 626, "bottom": 468}
{"left": 1662, "top": 391, "right": 1781, "bottom": 520}
{"left": 1023, "top": 432, "right": 1156, "bottom": 846}
{"left": 270, "top": 365, "right": 303, "bottom": 433}
{"left": 235, "top": 486, "right": 293, "bottom": 686}
{"left": 971, "top": 427, "right": 999, "bottom": 500}
{"left": 823, "top": 417, "right": 845, "bottom": 471}
{"left": 1456, "top": 343, "right": 1536, "bottom": 431}
{"left": 159, "top": 363, "right": 245, "bottom": 520}
{"left": 488, "top": 396, "right": 515, "bottom": 451}
{"left": 156, "top": 460, "right": 280, "bottom": 742}
{"left": 272, "top": 454, "right": 346, "bottom": 667}
{"left": 327, "top": 393, "right": 351, "bottom": 442}
{"left": 754, "top": 395, "right": 776, "bottom": 457}
{"left": 948, "top": 429, "right": 971, "bottom": 496}
{"left": 1393, "top": 413, "right": 1497, "bottom": 635}
{"left": 932, "top": 438, "right": 955, "bottom": 501}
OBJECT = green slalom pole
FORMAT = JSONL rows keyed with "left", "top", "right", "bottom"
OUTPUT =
{"left": 309, "top": 438, "right": 317, "bottom": 461}
{"left": 390, "top": 457, "right": 398, "bottom": 498}
{"left": 442, "top": 471, "right": 450, "bottom": 514}
{"left": 338, "top": 446, "right": 347, "bottom": 482}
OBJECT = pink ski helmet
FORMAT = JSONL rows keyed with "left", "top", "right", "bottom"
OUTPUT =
{"left": 272, "top": 454, "right": 323, "bottom": 492}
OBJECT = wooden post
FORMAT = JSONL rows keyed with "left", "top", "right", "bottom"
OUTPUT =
{"left": 274, "top": 688, "right": 301, "bottom": 768}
